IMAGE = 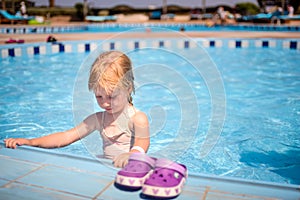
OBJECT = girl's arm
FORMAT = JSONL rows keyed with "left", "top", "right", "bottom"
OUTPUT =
{"left": 4, "top": 113, "right": 100, "bottom": 149}
{"left": 130, "top": 111, "right": 150, "bottom": 153}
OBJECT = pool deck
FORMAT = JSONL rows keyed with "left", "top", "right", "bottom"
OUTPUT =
{"left": 0, "top": 142, "right": 299, "bottom": 200}
{"left": 1, "top": 30, "right": 300, "bottom": 45}
{"left": 1, "top": 21, "right": 300, "bottom": 45}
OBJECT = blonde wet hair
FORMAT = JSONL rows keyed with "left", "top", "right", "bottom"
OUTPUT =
{"left": 88, "top": 50, "right": 135, "bottom": 104}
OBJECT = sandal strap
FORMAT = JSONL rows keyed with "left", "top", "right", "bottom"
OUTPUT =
{"left": 155, "top": 158, "right": 187, "bottom": 177}
{"left": 129, "top": 153, "right": 156, "bottom": 168}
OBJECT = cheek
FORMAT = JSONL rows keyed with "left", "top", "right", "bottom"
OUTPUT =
{"left": 113, "top": 96, "right": 126, "bottom": 106}
{"left": 96, "top": 99, "right": 102, "bottom": 107}
{"left": 95, "top": 96, "right": 100, "bottom": 102}
{"left": 96, "top": 97, "right": 105, "bottom": 106}
{"left": 110, "top": 98, "right": 120, "bottom": 106}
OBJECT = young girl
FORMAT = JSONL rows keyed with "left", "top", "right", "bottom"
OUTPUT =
{"left": 4, "top": 50, "right": 150, "bottom": 168}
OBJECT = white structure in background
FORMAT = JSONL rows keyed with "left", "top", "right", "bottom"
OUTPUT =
{"left": 288, "top": 5, "right": 294, "bottom": 17}
{"left": 20, "top": 1, "right": 27, "bottom": 16}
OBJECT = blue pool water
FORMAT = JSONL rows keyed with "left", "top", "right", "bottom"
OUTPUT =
{"left": 84, "top": 23, "right": 300, "bottom": 32}
{"left": 2, "top": 23, "right": 300, "bottom": 34}
{"left": 86, "top": 23, "right": 300, "bottom": 33}
{"left": 0, "top": 43, "right": 299, "bottom": 185}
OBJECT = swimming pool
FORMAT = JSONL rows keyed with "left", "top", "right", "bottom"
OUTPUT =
{"left": 0, "top": 38, "right": 299, "bottom": 185}
{"left": 1, "top": 23, "right": 300, "bottom": 34}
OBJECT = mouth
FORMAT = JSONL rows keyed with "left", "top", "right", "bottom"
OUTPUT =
{"left": 105, "top": 108, "right": 112, "bottom": 112}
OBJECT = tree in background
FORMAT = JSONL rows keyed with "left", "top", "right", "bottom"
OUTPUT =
{"left": 49, "top": 0, "right": 55, "bottom": 8}
{"left": 236, "top": 2, "right": 260, "bottom": 15}
{"left": 74, "top": 3, "right": 84, "bottom": 21}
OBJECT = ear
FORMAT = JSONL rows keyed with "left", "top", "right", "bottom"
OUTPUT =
{"left": 127, "top": 84, "right": 133, "bottom": 94}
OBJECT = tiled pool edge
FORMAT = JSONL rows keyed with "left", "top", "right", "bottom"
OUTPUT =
{"left": 0, "top": 142, "right": 299, "bottom": 199}
{"left": 0, "top": 38, "right": 299, "bottom": 59}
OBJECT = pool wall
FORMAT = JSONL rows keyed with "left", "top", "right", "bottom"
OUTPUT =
{"left": 1, "top": 38, "right": 299, "bottom": 59}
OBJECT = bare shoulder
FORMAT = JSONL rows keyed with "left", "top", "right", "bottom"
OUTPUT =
{"left": 132, "top": 111, "right": 149, "bottom": 126}
{"left": 83, "top": 112, "right": 103, "bottom": 130}
{"left": 84, "top": 112, "right": 102, "bottom": 122}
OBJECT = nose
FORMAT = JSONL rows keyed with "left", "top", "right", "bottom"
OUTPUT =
{"left": 102, "top": 102, "right": 110, "bottom": 108}
{"left": 100, "top": 97, "right": 111, "bottom": 108}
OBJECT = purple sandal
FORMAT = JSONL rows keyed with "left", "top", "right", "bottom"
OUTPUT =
{"left": 115, "top": 153, "right": 156, "bottom": 189}
{"left": 142, "top": 158, "right": 187, "bottom": 198}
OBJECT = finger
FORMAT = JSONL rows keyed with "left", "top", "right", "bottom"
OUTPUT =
{"left": 112, "top": 156, "right": 117, "bottom": 164}
{"left": 113, "top": 157, "right": 118, "bottom": 167}
{"left": 4, "top": 138, "right": 11, "bottom": 146}
{"left": 116, "top": 157, "right": 126, "bottom": 168}
{"left": 121, "top": 159, "right": 128, "bottom": 168}
{"left": 13, "top": 140, "right": 20, "bottom": 149}
{"left": 113, "top": 156, "right": 120, "bottom": 168}
{"left": 5, "top": 139, "right": 13, "bottom": 148}
{"left": 114, "top": 159, "right": 120, "bottom": 168}
{"left": 6, "top": 139, "right": 17, "bottom": 149}
{"left": 4, "top": 139, "right": 9, "bottom": 148}
{"left": 10, "top": 140, "right": 17, "bottom": 149}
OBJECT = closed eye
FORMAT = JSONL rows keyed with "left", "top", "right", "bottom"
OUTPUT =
{"left": 109, "top": 95, "right": 118, "bottom": 99}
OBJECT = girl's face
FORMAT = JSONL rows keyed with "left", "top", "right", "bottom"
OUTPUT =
{"left": 95, "top": 86, "right": 129, "bottom": 115}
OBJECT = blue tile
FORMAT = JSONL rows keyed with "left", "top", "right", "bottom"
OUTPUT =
{"left": 100, "top": 183, "right": 141, "bottom": 199}
{"left": 101, "top": 179, "right": 203, "bottom": 200}
{"left": 85, "top": 43, "right": 90, "bottom": 52}
{"left": 34, "top": 46, "right": 40, "bottom": 55}
{"left": 262, "top": 41, "right": 269, "bottom": 48}
{"left": 0, "top": 183, "right": 87, "bottom": 200}
{"left": 134, "top": 41, "right": 139, "bottom": 49}
{"left": 18, "top": 165, "right": 112, "bottom": 198}
{"left": 178, "top": 185, "right": 207, "bottom": 200}
{"left": 159, "top": 41, "right": 164, "bottom": 47}
{"left": 0, "top": 156, "right": 40, "bottom": 180}
{"left": 0, "top": 179, "right": 8, "bottom": 187}
{"left": 290, "top": 41, "right": 297, "bottom": 49}
{"left": 110, "top": 42, "right": 115, "bottom": 50}
{"left": 236, "top": 41, "right": 242, "bottom": 48}
{"left": 184, "top": 41, "right": 189, "bottom": 48}
{"left": 210, "top": 41, "right": 215, "bottom": 47}
{"left": 8, "top": 49, "right": 14, "bottom": 57}
{"left": 0, "top": 146, "right": 116, "bottom": 175}
{"left": 59, "top": 44, "right": 64, "bottom": 52}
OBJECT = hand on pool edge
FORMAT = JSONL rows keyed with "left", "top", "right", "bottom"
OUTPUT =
{"left": 4, "top": 138, "right": 31, "bottom": 149}
{"left": 113, "top": 152, "right": 132, "bottom": 168}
